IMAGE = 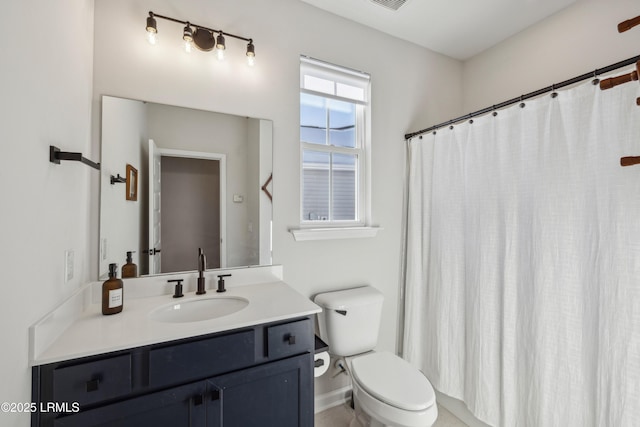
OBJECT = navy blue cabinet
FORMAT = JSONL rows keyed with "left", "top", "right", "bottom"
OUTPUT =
{"left": 32, "top": 318, "right": 314, "bottom": 427}
{"left": 207, "top": 354, "right": 312, "bottom": 427}
{"left": 51, "top": 381, "right": 207, "bottom": 426}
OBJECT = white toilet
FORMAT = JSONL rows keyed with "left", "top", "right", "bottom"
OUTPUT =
{"left": 314, "top": 286, "right": 437, "bottom": 427}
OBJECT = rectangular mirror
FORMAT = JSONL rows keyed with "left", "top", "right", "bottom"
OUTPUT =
{"left": 99, "top": 96, "right": 273, "bottom": 279}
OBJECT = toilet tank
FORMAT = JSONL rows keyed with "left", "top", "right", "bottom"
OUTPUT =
{"left": 314, "top": 286, "right": 384, "bottom": 357}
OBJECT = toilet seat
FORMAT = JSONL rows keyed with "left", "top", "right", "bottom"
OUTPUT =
{"left": 351, "top": 351, "right": 435, "bottom": 411}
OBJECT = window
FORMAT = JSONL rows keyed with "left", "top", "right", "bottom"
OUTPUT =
{"left": 299, "top": 56, "right": 370, "bottom": 228}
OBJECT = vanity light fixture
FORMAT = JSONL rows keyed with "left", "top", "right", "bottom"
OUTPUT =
{"left": 145, "top": 11, "right": 256, "bottom": 66}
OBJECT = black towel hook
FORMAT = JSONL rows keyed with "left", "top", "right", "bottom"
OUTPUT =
{"left": 110, "top": 174, "right": 126, "bottom": 185}
{"left": 50, "top": 145, "right": 100, "bottom": 170}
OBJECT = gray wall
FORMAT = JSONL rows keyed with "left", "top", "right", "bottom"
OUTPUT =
{"left": 161, "top": 157, "right": 221, "bottom": 272}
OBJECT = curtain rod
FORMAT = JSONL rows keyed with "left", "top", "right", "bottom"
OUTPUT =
{"left": 404, "top": 54, "right": 640, "bottom": 140}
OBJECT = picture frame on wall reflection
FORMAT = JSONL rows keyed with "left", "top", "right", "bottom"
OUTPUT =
{"left": 126, "top": 163, "right": 138, "bottom": 201}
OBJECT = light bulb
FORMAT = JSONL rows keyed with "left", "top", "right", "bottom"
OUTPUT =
{"left": 246, "top": 41, "right": 255, "bottom": 67}
{"left": 147, "top": 31, "right": 157, "bottom": 45}
{"left": 215, "top": 33, "right": 225, "bottom": 60}
{"left": 146, "top": 13, "right": 157, "bottom": 46}
{"left": 183, "top": 24, "right": 193, "bottom": 54}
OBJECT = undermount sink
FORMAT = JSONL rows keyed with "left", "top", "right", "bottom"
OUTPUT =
{"left": 149, "top": 296, "right": 249, "bottom": 323}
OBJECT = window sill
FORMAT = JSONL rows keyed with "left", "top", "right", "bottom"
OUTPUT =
{"left": 290, "top": 226, "right": 381, "bottom": 241}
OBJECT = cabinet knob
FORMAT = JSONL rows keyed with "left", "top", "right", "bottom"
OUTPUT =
{"left": 287, "top": 335, "right": 296, "bottom": 345}
{"left": 211, "top": 390, "right": 220, "bottom": 401}
{"left": 86, "top": 378, "right": 100, "bottom": 392}
{"left": 192, "top": 394, "right": 204, "bottom": 406}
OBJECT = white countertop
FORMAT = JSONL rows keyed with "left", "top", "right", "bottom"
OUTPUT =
{"left": 32, "top": 278, "right": 321, "bottom": 366}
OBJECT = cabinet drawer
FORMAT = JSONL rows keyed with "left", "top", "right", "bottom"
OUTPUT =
{"left": 266, "top": 319, "right": 313, "bottom": 360}
{"left": 148, "top": 329, "right": 255, "bottom": 388}
{"left": 52, "top": 354, "right": 131, "bottom": 407}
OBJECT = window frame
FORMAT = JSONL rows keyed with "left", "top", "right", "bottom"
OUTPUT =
{"left": 299, "top": 56, "right": 371, "bottom": 229}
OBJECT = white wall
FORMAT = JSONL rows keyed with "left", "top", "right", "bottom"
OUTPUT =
{"left": 93, "top": 0, "right": 463, "bottom": 397}
{"left": 0, "top": 1, "right": 95, "bottom": 426}
{"left": 247, "top": 118, "right": 261, "bottom": 265}
{"left": 463, "top": 0, "right": 640, "bottom": 112}
{"left": 100, "top": 96, "right": 147, "bottom": 277}
{"left": 258, "top": 120, "right": 274, "bottom": 265}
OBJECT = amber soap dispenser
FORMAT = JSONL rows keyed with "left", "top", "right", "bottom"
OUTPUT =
{"left": 122, "top": 251, "right": 138, "bottom": 278}
{"left": 102, "top": 263, "right": 123, "bottom": 315}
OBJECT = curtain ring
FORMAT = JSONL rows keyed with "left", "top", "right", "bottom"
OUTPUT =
{"left": 519, "top": 95, "right": 526, "bottom": 108}
{"left": 591, "top": 70, "right": 600, "bottom": 85}
{"left": 492, "top": 105, "right": 498, "bottom": 117}
{"left": 551, "top": 84, "right": 558, "bottom": 98}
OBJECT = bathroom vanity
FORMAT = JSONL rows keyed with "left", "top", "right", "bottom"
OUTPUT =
{"left": 30, "top": 267, "right": 320, "bottom": 427}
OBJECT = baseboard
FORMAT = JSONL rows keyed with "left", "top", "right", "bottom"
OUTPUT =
{"left": 314, "top": 385, "right": 352, "bottom": 413}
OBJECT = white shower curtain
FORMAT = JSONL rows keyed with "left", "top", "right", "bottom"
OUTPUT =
{"left": 403, "top": 79, "right": 640, "bottom": 427}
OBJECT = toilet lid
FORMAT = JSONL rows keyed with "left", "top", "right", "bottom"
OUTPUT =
{"left": 351, "top": 352, "right": 435, "bottom": 411}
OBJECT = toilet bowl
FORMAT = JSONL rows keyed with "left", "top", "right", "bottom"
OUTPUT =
{"left": 314, "top": 286, "right": 438, "bottom": 427}
{"left": 346, "top": 351, "right": 437, "bottom": 427}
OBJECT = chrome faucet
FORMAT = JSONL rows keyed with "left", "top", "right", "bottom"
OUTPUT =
{"left": 196, "top": 248, "right": 207, "bottom": 295}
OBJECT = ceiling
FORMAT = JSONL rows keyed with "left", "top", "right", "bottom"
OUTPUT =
{"left": 300, "top": 0, "right": 578, "bottom": 60}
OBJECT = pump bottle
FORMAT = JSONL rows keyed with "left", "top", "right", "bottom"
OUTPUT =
{"left": 122, "top": 251, "right": 138, "bottom": 278}
{"left": 102, "top": 263, "right": 124, "bottom": 315}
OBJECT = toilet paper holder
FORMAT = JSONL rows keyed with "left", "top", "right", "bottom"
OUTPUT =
{"left": 314, "top": 335, "right": 329, "bottom": 368}
{"left": 315, "top": 335, "right": 328, "bottom": 352}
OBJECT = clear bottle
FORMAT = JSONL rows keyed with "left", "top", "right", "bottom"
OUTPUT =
{"left": 122, "top": 251, "right": 138, "bottom": 278}
{"left": 102, "top": 263, "right": 123, "bottom": 315}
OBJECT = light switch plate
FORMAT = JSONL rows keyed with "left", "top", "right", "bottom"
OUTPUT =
{"left": 65, "top": 250, "right": 74, "bottom": 282}
{"left": 101, "top": 238, "right": 108, "bottom": 261}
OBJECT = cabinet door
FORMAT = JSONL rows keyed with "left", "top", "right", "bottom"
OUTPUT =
{"left": 52, "top": 381, "right": 207, "bottom": 427}
{"left": 206, "top": 353, "right": 313, "bottom": 427}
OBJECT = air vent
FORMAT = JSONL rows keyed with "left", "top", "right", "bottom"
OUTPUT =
{"left": 369, "top": 0, "right": 409, "bottom": 11}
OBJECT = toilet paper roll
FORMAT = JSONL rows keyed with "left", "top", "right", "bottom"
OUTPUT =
{"left": 314, "top": 351, "right": 330, "bottom": 377}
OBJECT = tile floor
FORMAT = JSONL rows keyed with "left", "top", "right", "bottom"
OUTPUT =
{"left": 315, "top": 401, "right": 467, "bottom": 427}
